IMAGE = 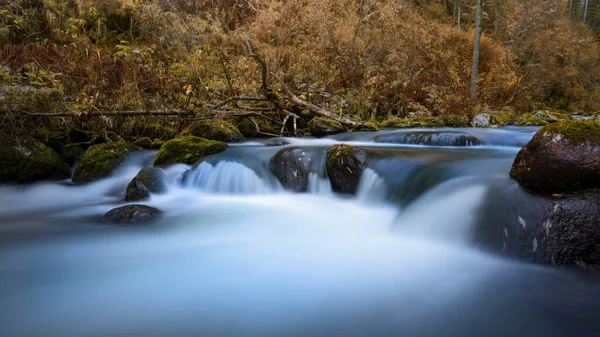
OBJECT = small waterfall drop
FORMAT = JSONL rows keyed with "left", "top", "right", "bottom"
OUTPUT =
{"left": 182, "top": 161, "right": 275, "bottom": 195}
{"left": 307, "top": 172, "right": 332, "bottom": 195}
{"left": 356, "top": 168, "right": 387, "bottom": 203}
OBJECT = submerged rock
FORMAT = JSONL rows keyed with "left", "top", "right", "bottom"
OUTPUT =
{"left": 0, "top": 134, "right": 71, "bottom": 183}
{"left": 326, "top": 144, "right": 366, "bottom": 195}
{"left": 72, "top": 142, "right": 139, "bottom": 183}
{"left": 184, "top": 119, "right": 244, "bottom": 142}
{"left": 308, "top": 117, "right": 345, "bottom": 137}
{"left": 125, "top": 167, "right": 168, "bottom": 201}
{"left": 374, "top": 131, "right": 480, "bottom": 146}
{"left": 269, "top": 148, "right": 313, "bottom": 192}
{"left": 153, "top": 136, "right": 227, "bottom": 166}
{"left": 510, "top": 120, "right": 600, "bottom": 193}
{"left": 102, "top": 205, "right": 162, "bottom": 225}
{"left": 265, "top": 138, "right": 290, "bottom": 147}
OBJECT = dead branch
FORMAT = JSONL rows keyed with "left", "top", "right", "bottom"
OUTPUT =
{"left": 242, "top": 33, "right": 270, "bottom": 95}
{"left": 250, "top": 118, "right": 280, "bottom": 137}
{"left": 17, "top": 110, "right": 196, "bottom": 117}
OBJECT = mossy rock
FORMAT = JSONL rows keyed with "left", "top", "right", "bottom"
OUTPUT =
{"left": 184, "top": 120, "right": 244, "bottom": 142}
{"left": 326, "top": 144, "right": 367, "bottom": 195}
{"left": 72, "top": 142, "right": 140, "bottom": 183}
{"left": 236, "top": 118, "right": 280, "bottom": 138}
{"left": 122, "top": 120, "right": 176, "bottom": 141}
{"left": 308, "top": 117, "right": 345, "bottom": 137}
{"left": 133, "top": 137, "right": 153, "bottom": 149}
{"left": 516, "top": 110, "right": 569, "bottom": 126}
{"left": 471, "top": 113, "right": 504, "bottom": 128}
{"left": 151, "top": 139, "right": 165, "bottom": 149}
{"left": 125, "top": 167, "right": 168, "bottom": 201}
{"left": 510, "top": 120, "right": 600, "bottom": 193}
{"left": 153, "top": 136, "right": 228, "bottom": 166}
{"left": 0, "top": 133, "right": 71, "bottom": 184}
{"left": 357, "top": 121, "right": 380, "bottom": 131}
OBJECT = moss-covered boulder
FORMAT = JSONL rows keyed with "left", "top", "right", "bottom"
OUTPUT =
{"left": 510, "top": 120, "right": 600, "bottom": 193}
{"left": 133, "top": 137, "right": 153, "bottom": 149}
{"left": 151, "top": 139, "right": 165, "bottom": 149}
{"left": 269, "top": 148, "right": 313, "bottom": 192}
{"left": 470, "top": 113, "right": 503, "bottom": 128}
{"left": 153, "top": 136, "right": 227, "bottom": 166}
{"left": 0, "top": 134, "right": 71, "bottom": 184}
{"left": 72, "top": 142, "right": 139, "bottom": 183}
{"left": 184, "top": 120, "right": 244, "bottom": 142}
{"left": 236, "top": 118, "right": 281, "bottom": 138}
{"left": 125, "top": 167, "right": 168, "bottom": 201}
{"left": 102, "top": 204, "right": 162, "bottom": 225}
{"left": 516, "top": 110, "right": 569, "bottom": 126}
{"left": 308, "top": 117, "right": 345, "bottom": 137}
{"left": 326, "top": 144, "right": 367, "bottom": 195}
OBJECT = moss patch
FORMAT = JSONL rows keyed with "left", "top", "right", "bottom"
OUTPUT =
{"left": 153, "top": 136, "right": 228, "bottom": 166}
{"left": 72, "top": 142, "right": 139, "bottom": 183}
{"left": 133, "top": 137, "right": 153, "bottom": 149}
{"left": 327, "top": 144, "right": 357, "bottom": 163}
{"left": 308, "top": 117, "right": 345, "bottom": 137}
{"left": 541, "top": 119, "right": 600, "bottom": 145}
{"left": 184, "top": 120, "right": 244, "bottom": 142}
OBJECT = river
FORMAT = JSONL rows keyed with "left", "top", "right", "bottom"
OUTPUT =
{"left": 1, "top": 127, "right": 599, "bottom": 337}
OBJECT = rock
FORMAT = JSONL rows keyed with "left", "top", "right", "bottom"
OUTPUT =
{"left": 265, "top": 138, "right": 290, "bottom": 147}
{"left": 236, "top": 118, "right": 280, "bottom": 138}
{"left": 153, "top": 136, "right": 228, "bottom": 166}
{"left": 326, "top": 144, "right": 367, "bottom": 195}
{"left": 125, "top": 167, "right": 168, "bottom": 201}
{"left": 269, "top": 148, "right": 313, "bottom": 192}
{"left": 516, "top": 110, "right": 569, "bottom": 126}
{"left": 150, "top": 139, "right": 164, "bottom": 149}
{"left": 308, "top": 117, "right": 345, "bottom": 137}
{"left": 102, "top": 205, "right": 162, "bottom": 225}
{"left": 374, "top": 131, "right": 480, "bottom": 146}
{"left": 0, "top": 134, "right": 71, "bottom": 184}
{"left": 72, "top": 142, "right": 139, "bottom": 183}
{"left": 541, "top": 193, "right": 600, "bottom": 270}
{"left": 510, "top": 120, "right": 600, "bottom": 193}
{"left": 184, "top": 120, "right": 244, "bottom": 142}
{"left": 133, "top": 137, "right": 153, "bottom": 149}
{"left": 470, "top": 113, "right": 502, "bottom": 128}
{"left": 123, "top": 120, "right": 176, "bottom": 141}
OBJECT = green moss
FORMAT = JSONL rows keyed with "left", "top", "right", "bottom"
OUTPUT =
{"left": 327, "top": 144, "right": 357, "bottom": 163}
{"left": 153, "top": 136, "right": 228, "bottom": 166}
{"left": 133, "top": 137, "right": 153, "bottom": 149}
{"left": 308, "top": 117, "right": 345, "bottom": 137}
{"left": 184, "top": 120, "right": 244, "bottom": 142}
{"left": 151, "top": 139, "right": 165, "bottom": 149}
{"left": 72, "top": 142, "right": 139, "bottom": 183}
{"left": 516, "top": 117, "right": 550, "bottom": 126}
{"left": 541, "top": 119, "right": 600, "bottom": 145}
{"left": 358, "top": 121, "right": 380, "bottom": 131}
{"left": 123, "top": 120, "right": 176, "bottom": 141}
{"left": 0, "top": 134, "right": 70, "bottom": 183}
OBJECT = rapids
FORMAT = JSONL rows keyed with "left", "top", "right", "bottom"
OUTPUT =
{"left": 1, "top": 126, "right": 599, "bottom": 337}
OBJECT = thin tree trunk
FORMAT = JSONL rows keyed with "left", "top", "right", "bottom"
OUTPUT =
{"left": 470, "top": 0, "right": 483, "bottom": 97}
{"left": 453, "top": 0, "right": 457, "bottom": 24}
{"left": 569, "top": 0, "right": 573, "bottom": 17}
{"left": 458, "top": 5, "right": 462, "bottom": 29}
{"left": 583, "top": 0, "right": 589, "bottom": 22}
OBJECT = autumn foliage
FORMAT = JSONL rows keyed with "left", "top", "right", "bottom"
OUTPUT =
{"left": 0, "top": 0, "right": 599, "bottom": 122}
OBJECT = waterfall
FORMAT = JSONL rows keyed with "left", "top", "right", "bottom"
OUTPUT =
{"left": 356, "top": 168, "right": 387, "bottom": 203}
{"left": 182, "top": 161, "right": 274, "bottom": 195}
{"left": 307, "top": 172, "right": 332, "bottom": 195}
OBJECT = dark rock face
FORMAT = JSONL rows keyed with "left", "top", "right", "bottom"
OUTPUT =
{"left": 125, "top": 167, "right": 168, "bottom": 201}
{"left": 510, "top": 120, "right": 600, "bottom": 193}
{"left": 0, "top": 134, "right": 71, "bottom": 184}
{"left": 541, "top": 193, "right": 600, "bottom": 269}
{"left": 72, "top": 142, "right": 139, "bottom": 183}
{"left": 185, "top": 120, "right": 245, "bottom": 142}
{"left": 153, "top": 136, "right": 228, "bottom": 166}
{"left": 269, "top": 148, "right": 313, "bottom": 192}
{"left": 374, "top": 131, "right": 480, "bottom": 146}
{"left": 308, "top": 117, "right": 345, "bottom": 138}
{"left": 326, "top": 144, "right": 366, "bottom": 195}
{"left": 102, "top": 205, "right": 162, "bottom": 225}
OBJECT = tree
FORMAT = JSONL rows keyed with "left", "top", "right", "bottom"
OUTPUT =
{"left": 470, "top": 0, "right": 483, "bottom": 97}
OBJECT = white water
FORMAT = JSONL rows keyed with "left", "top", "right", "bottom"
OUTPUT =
{"left": 1, "top": 128, "right": 600, "bottom": 337}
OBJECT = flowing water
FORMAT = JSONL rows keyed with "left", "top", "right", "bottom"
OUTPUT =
{"left": 1, "top": 127, "right": 599, "bottom": 337}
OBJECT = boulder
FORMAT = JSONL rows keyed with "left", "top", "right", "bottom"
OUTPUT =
{"left": 374, "top": 131, "right": 480, "bottom": 146}
{"left": 326, "top": 144, "right": 367, "bottom": 195}
{"left": 153, "top": 136, "right": 227, "bottom": 166}
{"left": 510, "top": 120, "right": 600, "bottom": 193}
{"left": 133, "top": 137, "right": 153, "bottom": 149}
{"left": 516, "top": 110, "right": 569, "bottom": 126}
{"left": 470, "top": 113, "right": 502, "bottom": 128}
{"left": 125, "top": 167, "right": 168, "bottom": 201}
{"left": 102, "top": 205, "right": 162, "bottom": 225}
{"left": 72, "top": 142, "right": 139, "bottom": 183}
{"left": 184, "top": 120, "right": 244, "bottom": 142}
{"left": 0, "top": 134, "right": 71, "bottom": 183}
{"left": 308, "top": 117, "right": 345, "bottom": 137}
{"left": 269, "top": 148, "right": 313, "bottom": 192}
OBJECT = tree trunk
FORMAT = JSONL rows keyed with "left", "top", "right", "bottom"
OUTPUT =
{"left": 583, "top": 0, "right": 589, "bottom": 22}
{"left": 458, "top": 5, "right": 462, "bottom": 29}
{"left": 470, "top": 0, "right": 483, "bottom": 97}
